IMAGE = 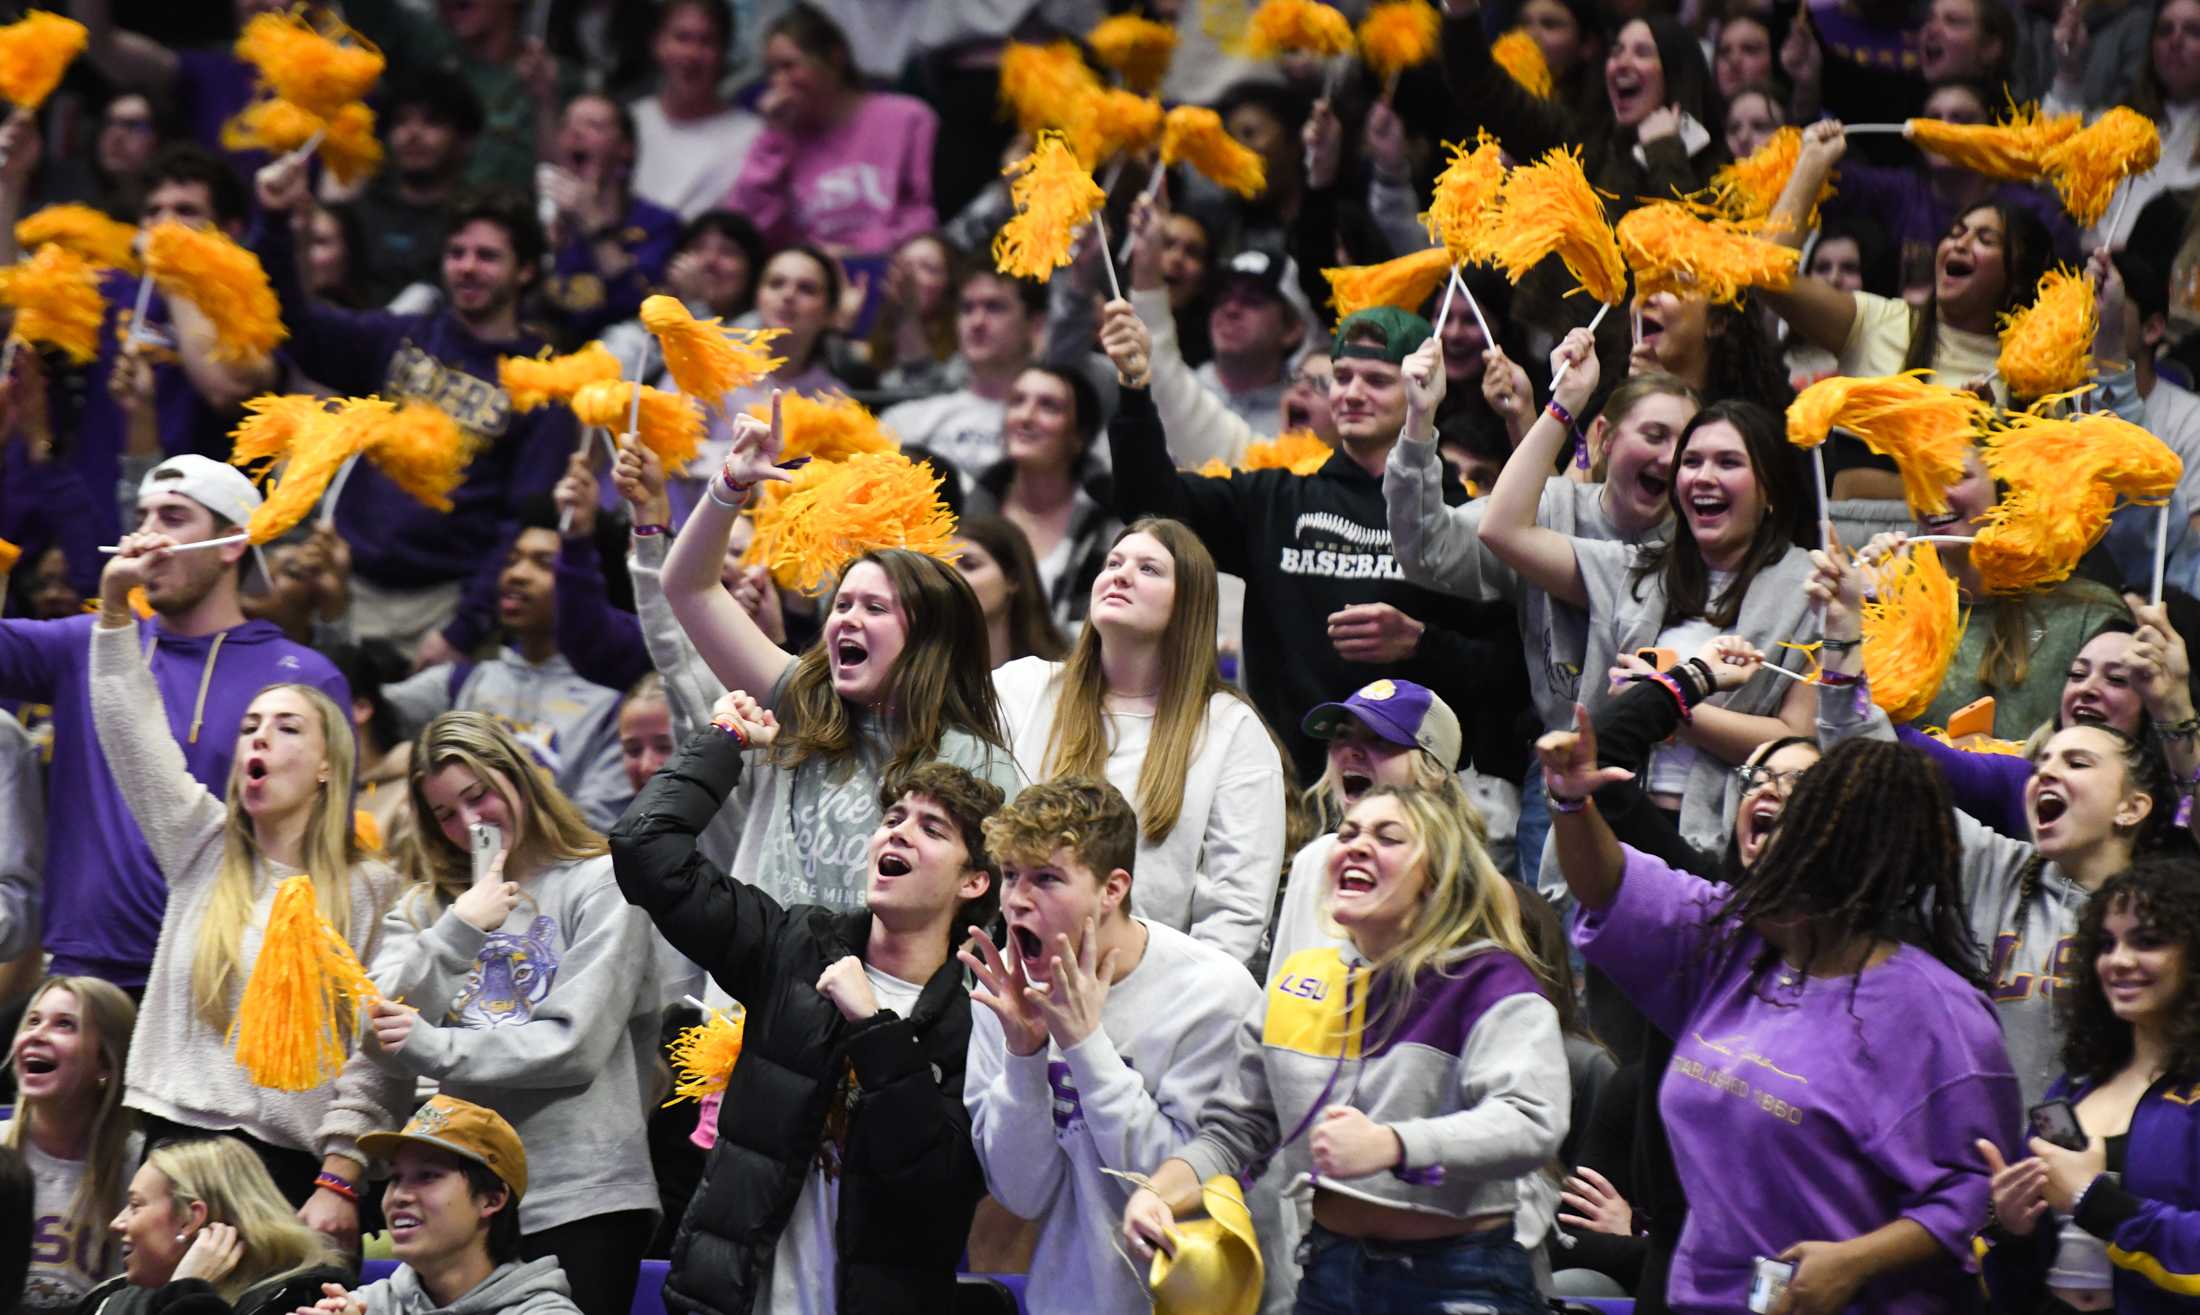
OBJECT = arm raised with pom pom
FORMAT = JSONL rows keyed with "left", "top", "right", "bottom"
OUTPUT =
{"left": 660, "top": 396, "right": 797, "bottom": 702}
{"left": 1756, "top": 120, "right": 1861, "bottom": 355}
{"left": 1477, "top": 329, "right": 1595, "bottom": 609}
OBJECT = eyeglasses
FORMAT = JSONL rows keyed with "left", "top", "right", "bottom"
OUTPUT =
{"left": 1288, "top": 368, "right": 1332, "bottom": 396}
{"left": 1734, "top": 764, "right": 1809, "bottom": 793}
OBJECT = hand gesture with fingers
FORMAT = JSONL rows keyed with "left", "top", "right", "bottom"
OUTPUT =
{"left": 454, "top": 851, "right": 519, "bottom": 931}
{"left": 1029, "top": 920, "right": 1117, "bottom": 1049}
{"left": 1558, "top": 1166, "right": 1633, "bottom": 1235}
{"left": 1534, "top": 704, "right": 1633, "bottom": 801}
{"left": 719, "top": 391, "right": 796, "bottom": 494}
{"left": 958, "top": 926, "right": 1048, "bottom": 1056}
{"left": 1699, "top": 636, "right": 1767, "bottom": 691}
{"left": 1978, "top": 1138, "right": 2049, "bottom": 1237}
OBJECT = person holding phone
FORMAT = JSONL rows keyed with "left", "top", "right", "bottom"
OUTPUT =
{"left": 366, "top": 713, "right": 661, "bottom": 1315}
{"left": 1982, "top": 858, "right": 2200, "bottom": 1312}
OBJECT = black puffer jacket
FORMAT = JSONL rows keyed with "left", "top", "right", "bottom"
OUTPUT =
{"left": 73, "top": 1265, "right": 353, "bottom": 1315}
{"left": 608, "top": 729, "right": 984, "bottom": 1315}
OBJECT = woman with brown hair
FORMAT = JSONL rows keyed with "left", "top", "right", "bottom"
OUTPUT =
{"left": 992, "top": 518, "right": 1287, "bottom": 963}
{"left": 952, "top": 516, "right": 1068, "bottom": 669}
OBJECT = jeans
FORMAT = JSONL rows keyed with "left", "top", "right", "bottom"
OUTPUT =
{"left": 1514, "top": 771, "right": 1550, "bottom": 891}
{"left": 1293, "top": 1223, "right": 1544, "bottom": 1315}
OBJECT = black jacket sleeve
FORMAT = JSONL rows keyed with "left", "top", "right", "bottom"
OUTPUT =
{"left": 840, "top": 1005, "right": 986, "bottom": 1242}
{"left": 1106, "top": 384, "right": 1256, "bottom": 577}
{"left": 608, "top": 726, "right": 789, "bottom": 1006}
{"left": 1591, "top": 677, "right": 1721, "bottom": 876}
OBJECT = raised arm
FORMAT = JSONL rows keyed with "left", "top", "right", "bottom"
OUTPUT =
{"left": 1755, "top": 121, "right": 1863, "bottom": 353}
{"left": 1475, "top": 329, "right": 1594, "bottom": 608}
{"left": 1098, "top": 301, "right": 1256, "bottom": 575}
{"left": 657, "top": 412, "right": 798, "bottom": 701}
{"left": 67, "top": 0, "right": 179, "bottom": 98}
{"left": 1534, "top": 705, "right": 1635, "bottom": 911}
{"left": 1127, "top": 200, "right": 1256, "bottom": 469}
{"left": 2126, "top": 594, "right": 2200, "bottom": 843}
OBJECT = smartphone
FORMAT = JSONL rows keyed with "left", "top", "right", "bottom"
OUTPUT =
{"left": 1947, "top": 696, "right": 1997, "bottom": 742}
{"left": 2028, "top": 1099, "right": 2088, "bottom": 1152}
{"left": 1747, "top": 1257, "right": 1793, "bottom": 1314}
{"left": 468, "top": 823, "right": 504, "bottom": 887}
{"left": 1636, "top": 647, "right": 1680, "bottom": 672}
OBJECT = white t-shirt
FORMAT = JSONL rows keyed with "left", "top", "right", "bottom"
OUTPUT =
{"left": 631, "top": 97, "right": 764, "bottom": 221}
{"left": 878, "top": 390, "right": 1005, "bottom": 480}
{"left": 6, "top": 1121, "right": 141, "bottom": 1314}
{"left": 759, "top": 964, "right": 927, "bottom": 1315}
{"left": 1643, "top": 610, "right": 1722, "bottom": 798}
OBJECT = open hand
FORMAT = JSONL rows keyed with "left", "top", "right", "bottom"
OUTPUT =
{"left": 1558, "top": 1166, "right": 1634, "bottom": 1235}
{"left": 1027, "top": 920, "right": 1118, "bottom": 1050}
{"left": 959, "top": 925, "right": 1049, "bottom": 1057}
{"left": 1978, "top": 1138, "right": 2049, "bottom": 1238}
{"left": 173, "top": 1222, "right": 244, "bottom": 1284}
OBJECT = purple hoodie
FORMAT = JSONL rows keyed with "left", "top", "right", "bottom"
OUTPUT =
{"left": 0, "top": 613, "right": 347, "bottom": 987}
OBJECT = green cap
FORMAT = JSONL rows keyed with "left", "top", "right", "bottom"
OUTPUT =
{"left": 1330, "top": 307, "right": 1433, "bottom": 365}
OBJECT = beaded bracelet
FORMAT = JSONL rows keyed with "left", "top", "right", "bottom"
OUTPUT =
{"left": 313, "top": 1172, "right": 358, "bottom": 1204}
{"left": 2153, "top": 716, "right": 2200, "bottom": 739}
{"left": 706, "top": 475, "right": 753, "bottom": 510}
{"left": 632, "top": 523, "right": 671, "bottom": 538}
{"left": 710, "top": 714, "right": 751, "bottom": 749}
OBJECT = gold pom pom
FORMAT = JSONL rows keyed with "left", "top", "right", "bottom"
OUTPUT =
{"left": 665, "top": 1005, "right": 747, "bottom": 1106}
{"left": 745, "top": 452, "right": 958, "bottom": 594}
{"left": 1861, "top": 543, "right": 1968, "bottom": 724}
{"left": 744, "top": 392, "right": 899, "bottom": 464}
{"left": 1996, "top": 266, "right": 2097, "bottom": 402}
{"left": 1707, "top": 127, "right": 1832, "bottom": 228}
{"left": 641, "top": 295, "right": 787, "bottom": 409}
{"left": 229, "top": 874, "right": 380, "bottom": 1091}
{"left": 1239, "top": 428, "right": 1334, "bottom": 474}
{"left": 499, "top": 342, "right": 623, "bottom": 413}
{"left": 0, "top": 537, "right": 18, "bottom": 575}
{"left": 1323, "top": 246, "right": 1452, "bottom": 317}
{"left": 994, "top": 131, "right": 1108, "bottom": 281}
{"left": 233, "top": 11, "right": 385, "bottom": 121}
{"left": 1905, "top": 103, "right": 2078, "bottom": 181}
{"left": 572, "top": 380, "right": 707, "bottom": 474}
{"left": 0, "top": 11, "right": 86, "bottom": 111}
{"left": 245, "top": 398, "right": 384, "bottom": 543}
{"left": 1162, "top": 105, "right": 1267, "bottom": 198}
{"left": 1972, "top": 407, "right": 2182, "bottom": 593}
{"left": 1785, "top": 372, "right": 1988, "bottom": 516}
{"left": 1089, "top": 14, "right": 1178, "bottom": 93}
{"left": 1616, "top": 200, "right": 1798, "bottom": 308}
{"left": 998, "top": 40, "right": 1102, "bottom": 138}
{"left": 1358, "top": 1, "right": 1442, "bottom": 81}
{"left": 143, "top": 221, "right": 286, "bottom": 363}
{"left": 15, "top": 203, "right": 139, "bottom": 274}
{"left": 2040, "top": 106, "right": 2161, "bottom": 228}
{"left": 1491, "top": 28, "right": 1552, "bottom": 98}
{"left": 0, "top": 244, "right": 105, "bottom": 364}
{"left": 1484, "top": 146, "right": 1626, "bottom": 306}
{"left": 1243, "top": 0, "right": 1356, "bottom": 57}
{"left": 1421, "top": 132, "right": 1506, "bottom": 264}
{"left": 1077, "top": 88, "right": 1166, "bottom": 166}
{"left": 229, "top": 393, "right": 331, "bottom": 471}
{"left": 370, "top": 401, "right": 478, "bottom": 513}
{"left": 319, "top": 102, "right": 383, "bottom": 187}
{"left": 220, "top": 97, "right": 324, "bottom": 154}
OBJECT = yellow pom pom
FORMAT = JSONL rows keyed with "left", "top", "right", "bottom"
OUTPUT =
{"left": 998, "top": 41, "right": 1102, "bottom": 137}
{"left": 15, "top": 204, "right": 140, "bottom": 274}
{"left": 220, "top": 97, "right": 324, "bottom": 154}
{"left": 228, "top": 874, "right": 380, "bottom": 1092}
{"left": 1323, "top": 246, "right": 1453, "bottom": 317}
{"left": 0, "top": 11, "right": 85, "bottom": 111}
{"left": 1162, "top": 106, "right": 1266, "bottom": 198}
{"left": 229, "top": 393, "right": 331, "bottom": 471}
{"left": 1861, "top": 543, "right": 1968, "bottom": 724}
{"left": 641, "top": 295, "right": 787, "bottom": 409}
{"left": 1243, "top": 0, "right": 1356, "bottom": 57}
{"left": 1077, "top": 88, "right": 1166, "bottom": 166}
{"left": 1996, "top": 266, "right": 2097, "bottom": 402}
{"left": 665, "top": 1005, "right": 747, "bottom": 1106}
{"left": 243, "top": 397, "right": 385, "bottom": 542}
{"left": 745, "top": 452, "right": 958, "bottom": 594}
{"left": 1195, "top": 456, "right": 1234, "bottom": 477}
{"left": 994, "top": 131, "right": 1107, "bottom": 281}
{"left": 745, "top": 392, "right": 899, "bottom": 465}
{"left": 1421, "top": 132, "right": 1506, "bottom": 264}
{"left": 1358, "top": 1, "right": 1442, "bottom": 81}
{"left": 572, "top": 380, "right": 706, "bottom": 474}
{"left": 369, "top": 401, "right": 478, "bottom": 513}
{"left": 1483, "top": 146, "right": 1626, "bottom": 306}
{"left": 0, "top": 537, "right": 17, "bottom": 575}
{"left": 144, "top": 222, "right": 286, "bottom": 363}
{"left": 233, "top": 11, "right": 385, "bottom": 121}
{"left": 319, "top": 102, "right": 383, "bottom": 187}
{"left": 1905, "top": 103, "right": 2078, "bottom": 181}
{"left": 1239, "top": 429, "right": 1334, "bottom": 474}
{"left": 1089, "top": 14, "right": 1178, "bottom": 93}
{"left": 1491, "top": 28, "right": 1553, "bottom": 98}
{"left": 1707, "top": 127, "right": 1832, "bottom": 227}
{"left": 1616, "top": 200, "right": 1798, "bottom": 307}
{"left": 2041, "top": 106, "right": 2161, "bottom": 228}
{"left": 0, "top": 244, "right": 105, "bottom": 364}
{"left": 1785, "top": 372, "right": 1988, "bottom": 516}
{"left": 1972, "top": 407, "right": 2182, "bottom": 593}
{"left": 498, "top": 342, "right": 623, "bottom": 413}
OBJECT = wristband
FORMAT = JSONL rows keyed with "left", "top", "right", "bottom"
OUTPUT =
{"left": 1649, "top": 671, "right": 1692, "bottom": 722}
{"left": 631, "top": 523, "right": 671, "bottom": 538}
{"left": 1818, "top": 669, "right": 1861, "bottom": 688}
{"left": 1545, "top": 397, "right": 1576, "bottom": 430}
{"left": 1684, "top": 657, "right": 1717, "bottom": 702}
{"left": 1546, "top": 788, "right": 1589, "bottom": 814}
{"left": 2152, "top": 716, "right": 2199, "bottom": 739}
{"left": 710, "top": 714, "right": 750, "bottom": 749}
{"left": 706, "top": 475, "right": 753, "bottom": 510}
{"left": 1819, "top": 637, "right": 1861, "bottom": 653}
{"left": 312, "top": 1173, "right": 358, "bottom": 1204}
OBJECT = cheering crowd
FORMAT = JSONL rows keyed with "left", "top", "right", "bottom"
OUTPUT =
{"left": 0, "top": 0, "right": 2194, "bottom": 1313}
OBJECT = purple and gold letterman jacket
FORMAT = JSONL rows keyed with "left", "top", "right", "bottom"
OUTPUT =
{"left": 1176, "top": 941, "right": 1569, "bottom": 1223}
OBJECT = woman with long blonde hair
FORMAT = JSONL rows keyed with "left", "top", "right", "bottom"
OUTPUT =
{"left": 366, "top": 712, "right": 662, "bottom": 1315}
{"left": 89, "top": 537, "right": 405, "bottom": 1255}
{"left": 991, "top": 517, "right": 1287, "bottom": 962}
{"left": 1122, "top": 786, "right": 1569, "bottom": 1315}
{"left": 87, "top": 1136, "right": 347, "bottom": 1315}
{"left": 4, "top": 977, "right": 139, "bottom": 1313}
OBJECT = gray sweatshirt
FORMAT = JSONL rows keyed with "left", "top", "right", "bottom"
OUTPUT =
{"left": 356, "top": 1258, "right": 579, "bottom": 1315}
{"left": 88, "top": 623, "right": 408, "bottom": 1162}
{"left": 626, "top": 531, "right": 753, "bottom": 874}
{"left": 1819, "top": 677, "right": 2081, "bottom": 1107}
{"left": 965, "top": 920, "right": 1287, "bottom": 1315}
{"left": 368, "top": 856, "right": 661, "bottom": 1234}
{"left": 384, "top": 651, "right": 630, "bottom": 832}
{"left": 0, "top": 709, "right": 42, "bottom": 964}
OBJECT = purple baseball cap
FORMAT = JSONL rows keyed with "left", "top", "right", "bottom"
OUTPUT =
{"left": 1301, "top": 679, "right": 1462, "bottom": 767}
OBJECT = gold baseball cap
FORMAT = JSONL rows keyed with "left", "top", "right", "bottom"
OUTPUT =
{"left": 1149, "top": 1176, "right": 1263, "bottom": 1315}
{"left": 358, "top": 1095, "right": 528, "bottom": 1202}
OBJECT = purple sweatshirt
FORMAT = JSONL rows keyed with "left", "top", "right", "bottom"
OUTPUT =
{"left": 1577, "top": 846, "right": 2021, "bottom": 1315}
{"left": 544, "top": 194, "right": 682, "bottom": 341}
{"left": 0, "top": 441, "right": 104, "bottom": 598}
{"left": 1826, "top": 161, "right": 2083, "bottom": 272}
{"left": 0, "top": 613, "right": 346, "bottom": 986}
{"left": 1900, "top": 726, "right": 2031, "bottom": 838}
{"left": 254, "top": 218, "right": 576, "bottom": 652}
{"left": 553, "top": 535, "right": 650, "bottom": 694}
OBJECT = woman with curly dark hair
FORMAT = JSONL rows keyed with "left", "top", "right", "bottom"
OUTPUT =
{"left": 1630, "top": 289, "right": 1796, "bottom": 414}
{"left": 1981, "top": 858, "right": 2200, "bottom": 1312}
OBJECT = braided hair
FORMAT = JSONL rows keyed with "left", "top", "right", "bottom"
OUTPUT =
{"left": 1713, "top": 737, "right": 1984, "bottom": 1001}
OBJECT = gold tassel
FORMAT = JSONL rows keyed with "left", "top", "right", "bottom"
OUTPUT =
{"left": 744, "top": 452, "right": 958, "bottom": 594}
{"left": 1357, "top": 1, "right": 1442, "bottom": 81}
{"left": 319, "top": 103, "right": 383, "bottom": 187}
{"left": 1904, "top": 103, "right": 2078, "bottom": 181}
{"left": 144, "top": 222, "right": 286, "bottom": 363}
{"left": 228, "top": 874, "right": 380, "bottom": 1092}
{"left": 1706, "top": 126, "right": 1833, "bottom": 228}
{"left": 1088, "top": 14, "right": 1177, "bottom": 93}
{"left": 0, "top": 244, "right": 105, "bottom": 364}
{"left": 994, "top": 131, "right": 1108, "bottom": 281}
{"left": 664, "top": 1005, "right": 747, "bottom": 1106}
{"left": 229, "top": 393, "right": 331, "bottom": 471}
{"left": 245, "top": 400, "right": 378, "bottom": 542}
{"left": 1491, "top": 29, "right": 1552, "bottom": 98}
{"left": 369, "top": 401, "right": 478, "bottom": 512}
{"left": 1996, "top": 266, "right": 2097, "bottom": 401}
{"left": 0, "top": 11, "right": 85, "bottom": 111}
{"left": 1861, "top": 542, "right": 1968, "bottom": 724}
{"left": 572, "top": 380, "right": 706, "bottom": 473}
{"left": 745, "top": 391, "right": 899, "bottom": 464}
{"left": 1323, "top": 246, "right": 1452, "bottom": 317}
{"left": 1242, "top": 0, "right": 1356, "bottom": 56}
{"left": 998, "top": 40, "right": 1101, "bottom": 138}
{"left": 640, "top": 295, "right": 787, "bottom": 407}
{"left": 1973, "top": 406, "right": 2182, "bottom": 593}
{"left": 1483, "top": 146, "right": 1626, "bottom": 306}
{"left": 232, "top": 10, "right": 385, "bottom": 121}
{"left": 1785, "top": 372, "right": 1987, "bottom": 516}
{"left": 15, "top": 204, "right": 139, "bottom": 274}
{"left": 499, "top": 342, "right": 623, "bottom": 413}
{"left": 1076, "top": 88, "right": 1165, "bottom": 166}
{"left": 1421, "top": 132, "right": 1506, "bottom": 263}
{"left": 2040, "top": 106, "right": 2161, "bottom": 228}
{"left": 220, "top": 97, "right": 324, "bottom": 154}
{"left": 1615, "top": 200, "right": 1797, "bottom": 307}
{"left": 1161, "top": 106, "right": 1266, "bottom": 198}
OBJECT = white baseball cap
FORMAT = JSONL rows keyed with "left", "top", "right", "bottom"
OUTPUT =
{"left": 137, "top": 455, "right": 270, "bottom": 593}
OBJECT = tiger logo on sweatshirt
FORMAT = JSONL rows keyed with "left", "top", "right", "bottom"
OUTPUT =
{"left": 454, "top": 915, "right": 562, "bottom": 1027}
